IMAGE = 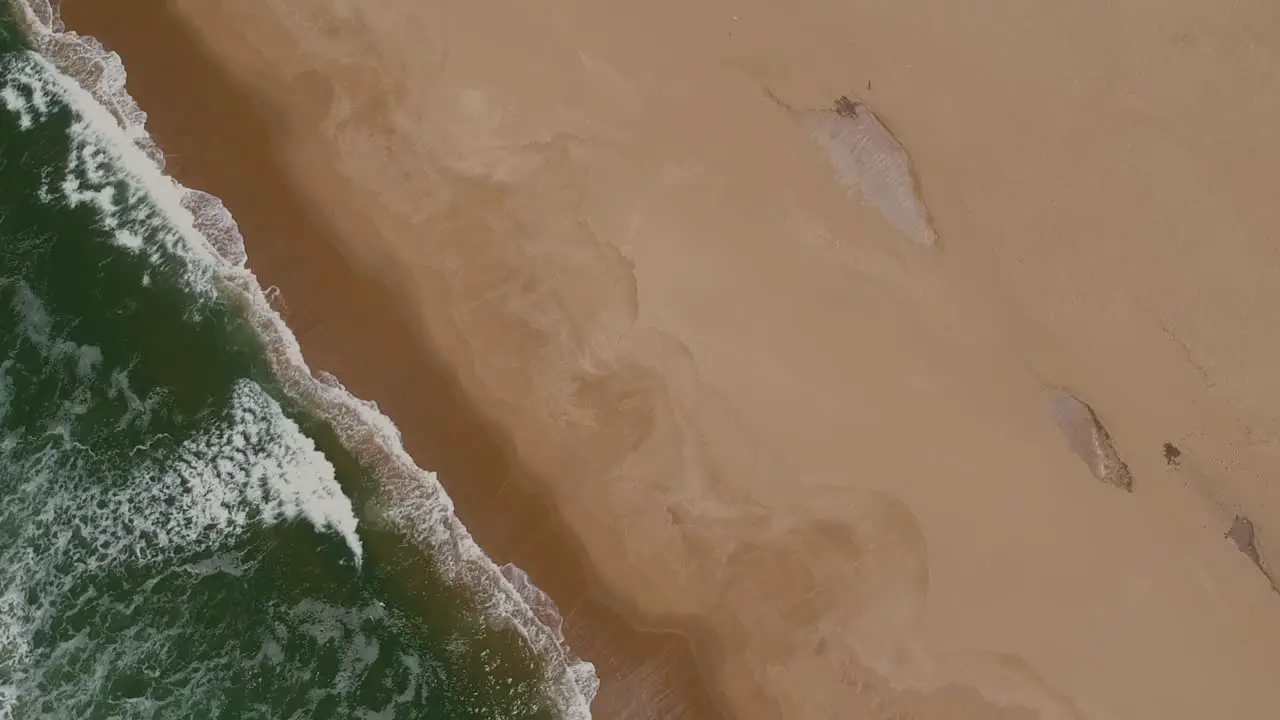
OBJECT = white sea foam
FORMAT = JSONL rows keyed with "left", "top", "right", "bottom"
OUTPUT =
{"left": 0, "top": 59, "right": 50, "bottom": 130}
{"left": 9, "top": 1, "right": 599, "bottom": 715}
{"left": 170, "top": 379, "right": 364, "bottom": 562}
{"left": 0, "top": 289, "right": 364, "bottom": 715}
{"left": 4, "top": 277, "right": 102, "bottom": 378}
{"left": 0, "top": 86, "right": 30, "bottom": 129}
{"left": 1, "top": 45, "right": 217, "bottom": 283}
{"left": 1, "top": 278, "right": 363, "bottom": 553}
{"left": 0, "top": 359, "right": 12, "bottom": 424}
{"left": 503, "top": 563, "right": 567, "bottom": 644}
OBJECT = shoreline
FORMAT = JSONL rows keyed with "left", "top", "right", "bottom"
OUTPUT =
{"left": 53, "top": 0, "right": 1280, "bottom": 718}
{"left": 53, "top": 2, "right": 725, "bottom": 717}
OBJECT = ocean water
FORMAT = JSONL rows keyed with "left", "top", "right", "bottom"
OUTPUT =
{"left": 0, "top": 3, "right": 594, "bottom": 718}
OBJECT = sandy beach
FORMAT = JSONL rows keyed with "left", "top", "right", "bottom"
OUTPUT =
{"left": 63, "top": 0, "right": 1280, "bottom": 718}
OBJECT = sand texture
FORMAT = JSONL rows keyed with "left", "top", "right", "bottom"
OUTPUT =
{"left": 62, "top": 0, "right": 1280, "bottom": 718}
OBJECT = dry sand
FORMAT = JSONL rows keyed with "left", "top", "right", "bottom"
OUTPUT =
{"left": 63, "top": 0, "right": 1280, "bottom": 717}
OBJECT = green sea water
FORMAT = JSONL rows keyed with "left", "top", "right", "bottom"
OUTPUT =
{"left": 0, "top": 4, "right": 592, "bottom": 718}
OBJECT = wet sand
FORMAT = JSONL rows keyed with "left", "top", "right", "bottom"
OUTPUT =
{"left": 61, "top": 0, "right": 1280, "bottom": 718}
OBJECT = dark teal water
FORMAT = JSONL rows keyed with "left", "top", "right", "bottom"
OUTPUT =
{"left": 0, "top": 5, "right": 590, "bottom": 718}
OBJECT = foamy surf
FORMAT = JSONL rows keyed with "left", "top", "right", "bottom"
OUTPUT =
{"left": 0, "top": 278, "right": 364, "bottom": 716}
{"left": 8, "top": 0, "right": 598, "bottom": 715}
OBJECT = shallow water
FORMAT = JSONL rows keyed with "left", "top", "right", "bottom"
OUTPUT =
{"left": 0, "top": 5, "right": 590, "bottom": 718}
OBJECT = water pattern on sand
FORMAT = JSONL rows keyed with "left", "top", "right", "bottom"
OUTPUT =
{"left": 802, "top": 96, "right": 937, "bottom": 246}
